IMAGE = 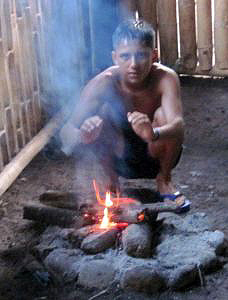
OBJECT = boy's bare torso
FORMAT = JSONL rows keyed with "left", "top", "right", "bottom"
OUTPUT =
{"left": 79, "top": 62, "right": 173, "bottom": 128}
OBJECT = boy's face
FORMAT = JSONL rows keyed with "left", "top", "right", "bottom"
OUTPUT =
{"left": 112, "top": 39, "right": 156, "bottom": 86}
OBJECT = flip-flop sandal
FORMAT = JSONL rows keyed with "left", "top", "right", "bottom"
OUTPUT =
{"left": 160, "top": 191, "right": 191, "bottom": 214}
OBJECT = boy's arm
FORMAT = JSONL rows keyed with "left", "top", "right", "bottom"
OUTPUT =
{"left": 157, "top": 70, "right": 184, "bottom": 139}
{"left": 60, "top": 76, "right": 107, "bottom": 155}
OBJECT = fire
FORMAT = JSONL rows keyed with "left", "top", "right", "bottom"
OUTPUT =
{"left": 92, "top": 180, "right": 138, "bottom": 229}
{"left": 100, "top": 191, "right": 114, "bottom": 229}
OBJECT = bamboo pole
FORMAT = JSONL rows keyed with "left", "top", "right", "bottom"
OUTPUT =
{"left": 178, "top": 0, "right": 197, "bottom": 71}
{"left": 196, "top": 0, "right": 212, "bottom": 71}
{"left": 157, "top": 0, "right": 178, "bottom": 67}
{"left": 1, "top": 0, "right": 13, "bottom": 51}
{"left": 214, "top": 0, "right": 228, "bottom": 69}
{"left": 0, "top": 112, "right": 64, "bottom": 197}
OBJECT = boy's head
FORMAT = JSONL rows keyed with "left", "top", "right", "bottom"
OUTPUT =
{"left": 112, "top": 19, "right": 155, "bottom": 50}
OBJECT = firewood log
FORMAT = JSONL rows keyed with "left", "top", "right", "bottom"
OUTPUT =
{"left": 23, "top": 204, "right": 87, "bottom": 228}
{"left": 39, "top": 190, "right": 79, "bottom": 210}
{"left": 111, "top": 202, "right": 179, "bottom": 224}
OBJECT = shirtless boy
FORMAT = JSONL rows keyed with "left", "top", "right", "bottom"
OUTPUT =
{"left": 60, "top": 19, "right": 190, "bottom": 212}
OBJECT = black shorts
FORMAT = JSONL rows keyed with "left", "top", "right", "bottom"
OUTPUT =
{"left": 113, "top": 127, "right": 182, "bottom": 179}
{"left": 100, "top": 101, "right": 182, "bottom": 179}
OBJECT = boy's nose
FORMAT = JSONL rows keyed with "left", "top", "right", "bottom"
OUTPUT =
{"left": 130, "top": 55, "right": 137, "bottom": 67}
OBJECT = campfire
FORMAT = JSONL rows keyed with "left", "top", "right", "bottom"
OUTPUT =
{"left": 21, "top": 183, "right": 226, "bottom": 293}
{"left": 23, "top": 179, "right": 183, "bottom": 257}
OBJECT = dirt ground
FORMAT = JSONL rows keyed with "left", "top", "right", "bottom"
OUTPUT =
{"left": 0, "top": 76, "right": 228, "bottom": 300}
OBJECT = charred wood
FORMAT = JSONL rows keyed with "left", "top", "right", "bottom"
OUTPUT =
{"left": 23, "top": 204, "right": 87, "bottom": 228}
{"left": 39, "top": 190, "right": 79, "bottom": 210}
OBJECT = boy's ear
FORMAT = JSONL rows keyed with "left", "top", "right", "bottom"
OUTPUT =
{"left": 112, "top": 51, "right": 117, "bottom": 65}
{"left": 152, "top": 48, "right": 158, "bottom": 62}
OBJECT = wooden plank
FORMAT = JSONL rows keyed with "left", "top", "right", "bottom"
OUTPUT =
{"left": 89, "top": 0, "right": 119, "bottom": 74}
{"left": 0, "top": 131, "right": 9, "bottom": 169}
{"left": 196, "top": 0, "right": 212, "bottom": 71}
{"left": 14, "top": 0, "right": 23, "bottom": 18}
{"left": 21, "top": 102, "right": 31, "bottom": 143}
{"left": 178, "top": 0, "right": 197, "bottom": 71}
{"left": 6, "top": 51, "right": 22, "bottom": 129}
{"left": 214, "top": 0, "right": 228, "bottom": 69}
{"left": 16, "top": 18, "right": 33, "bottom": 101}
{"left": 78, "top": 0, "right": 90, "bottom": 85}
{"left": 157, "top": 0, "right": 178, "bottom": 67}
{"left": 5, "top": 107, "right": 16, "bottom": 157}
{"left": 1, "top": 0, "right": 13, "bottom": 51}
{"left": 27, "top": 100, "right": 36, "bottom": 136}
{"left": 24, "top": 6, "right": 38, "bottom": 95}
{"left": 0, "top": 40, "right": 10, "bottom": 108}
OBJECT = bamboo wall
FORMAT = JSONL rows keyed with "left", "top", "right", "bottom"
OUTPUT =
{"left": 120, "top": 0, "right": 228, "bottom": 76}
{"left": 0, "top": 0, "right": 45, "bottom": 171}
{"left": 0, "top": 0, "right": 228, "bottom": 172}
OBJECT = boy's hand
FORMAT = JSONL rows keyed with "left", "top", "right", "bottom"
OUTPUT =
{"left": 127, "top": 111, "right": 154, "bottom": 143}
{"left": 80, "top": 116, "right": 103, "bottom": 144}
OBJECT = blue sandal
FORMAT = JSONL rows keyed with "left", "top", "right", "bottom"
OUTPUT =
{"left": 160, "top": 191, "right": 191, "bottom": 214}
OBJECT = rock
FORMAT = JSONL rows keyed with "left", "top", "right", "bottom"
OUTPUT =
{"left": 81, "top": 228, "right": 119, "bottom": 254}
{"left": 44, "top": 248, "right": 83, "bottom": 282}
{"left": 122, "top": 223, "right": 152, "bottom": 258}
{"left": 33, "top": 226, "right": 72, "bottom": 259}
{"left": 120, "top": 265, "right": 165, "bottom": 293}
{"left": 156, "top": 230, "right": 225, "bottom": 289}
{"left": 167, "top": 264, "right": 198, "bottom": 289}
{"left": 160, "top": 213, "right": 213, "bottom": 235}
{"left": 78, "top": 260, "right": 116, "bottom": 289}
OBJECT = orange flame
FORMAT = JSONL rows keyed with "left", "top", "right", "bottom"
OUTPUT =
{"left": 92, "top": 180, "right": 139, "bottom": 229}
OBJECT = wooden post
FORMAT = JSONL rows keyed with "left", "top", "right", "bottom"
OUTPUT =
{"left": 137, "top": 0, "right": 157, "bottom": 45}
{"left": 119, "top": 0, "right": 138, "bottom": 20}
{"left": 178, "top": 0, "right": 197, "bottom": 72}
{"left": 157, "top": 0, "right": 178, "bottom": 67}
{"left": 196, "top": 0, "right": 212, "bottom": 71}
{"left": 214, "top": 0, "right": 228, "bottom": 69}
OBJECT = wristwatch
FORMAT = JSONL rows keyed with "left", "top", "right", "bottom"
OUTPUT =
{"left": 152, "top": 128, "right": 160, "bottom": 141}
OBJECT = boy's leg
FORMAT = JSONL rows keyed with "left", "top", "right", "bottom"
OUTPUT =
{"left": 148, "top": 108, "right": 184, "bottom": 205}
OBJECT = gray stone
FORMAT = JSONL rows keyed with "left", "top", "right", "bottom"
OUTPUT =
{"left": 81, "top": 228, "right": 119, "bottom": 254}
{"left": 78, "top": 260, "right": 116, "bottom": 289}
{"left": 159, "top": 212, "right": 213, "bottom": 235}
{"left": 44, "top": 248, "right": 83, "bottom": 282}
{"left": 156, "top": 230, "right": 225, "bottom": 289}
{"left": 122, "top": 223, "right": 152, "bottom": 257}
{"left": 167, "top": 264, "right": 198, "bottom": 289}
{"left": 120, "top": 265, "right": 165, "bottom": 293}
{"left": 34, "top": 226, "right": 72, "bottom": 258}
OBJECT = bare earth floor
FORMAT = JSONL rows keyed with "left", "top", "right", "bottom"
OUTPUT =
{"left": 0, "top": 76, "right": 228, "bottom": 300}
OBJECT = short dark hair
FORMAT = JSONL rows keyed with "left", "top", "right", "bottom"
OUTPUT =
{"left": 112, "top": 19, "right": 155, "bottom": 50}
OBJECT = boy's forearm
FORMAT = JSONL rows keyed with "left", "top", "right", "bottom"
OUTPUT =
{"left": 155, "top": 117, "right": 184, "bottom": 140}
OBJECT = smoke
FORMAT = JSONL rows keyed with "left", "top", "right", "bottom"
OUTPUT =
{"left": 41, "top": 0, "right": 119, "bottom": 117}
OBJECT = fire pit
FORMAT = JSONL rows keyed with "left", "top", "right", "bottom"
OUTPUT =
{"left": 23, "top": 183, "right": 226, "bottom": 293}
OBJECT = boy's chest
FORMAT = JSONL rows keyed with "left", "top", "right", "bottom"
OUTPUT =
{"left": 121, "top": 89, "right": 161, "bottom": 118}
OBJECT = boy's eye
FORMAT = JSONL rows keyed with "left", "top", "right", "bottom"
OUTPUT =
{"left": 120, "top": 53, "right": 130, "bottom": 61}
{"left": 136, "top": 52, "right": 148, "bottom": 60}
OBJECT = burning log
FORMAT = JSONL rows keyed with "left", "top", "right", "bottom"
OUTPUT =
{"left": 23, "top": 204, "right": 87, "bottom": 228}
{"left": 111, "top": 202, "right": 179, "bottom": 224}
{"left": 39, "top": 190, "right": 79, "bottom": 210}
